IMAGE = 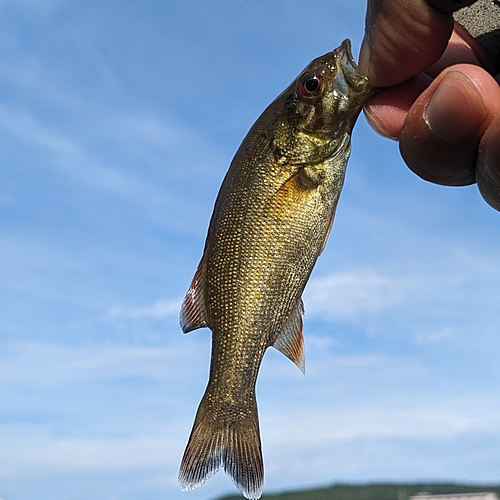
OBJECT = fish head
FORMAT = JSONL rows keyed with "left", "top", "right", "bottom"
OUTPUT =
{"left": 281, "top": 39, "right": 370, "bottom": 144}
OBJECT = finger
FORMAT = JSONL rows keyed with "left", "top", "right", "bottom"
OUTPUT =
{"left": 425, "top": 23, "right": 496, "bottom": 77}
{"left": 363, "top": 73, "right": 432, "bottom": 139}
{"left": 476, "top": 113, "right": 500, "bottom": 211}
{"left": 399, "top": 65, "right": 500, "bottom": 186}
{"left": 363, "top": 22, "right": 495, "bottom": 139}
{"left": 359, "top": 0, "right": 454, "bottom": 88}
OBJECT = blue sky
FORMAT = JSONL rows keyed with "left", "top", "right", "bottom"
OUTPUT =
{"left": 1, "top": 1, "right": 499, "bottom": 499}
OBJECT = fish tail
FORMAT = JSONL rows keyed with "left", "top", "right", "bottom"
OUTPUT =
{"left": 179, "top": 395, "right": 263, "bottom": 500}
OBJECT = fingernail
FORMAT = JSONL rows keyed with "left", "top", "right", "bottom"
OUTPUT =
{"left": 424, "top": 71, "right": 486, "bottom": 143}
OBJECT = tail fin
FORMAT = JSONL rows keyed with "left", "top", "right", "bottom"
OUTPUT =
{"left": 179, "top": 396, "right": 264, "bottom": 500}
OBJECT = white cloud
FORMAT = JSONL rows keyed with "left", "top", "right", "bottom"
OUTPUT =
{"left": 0, "top": 340, "right": 207, "bottom": 385}
{"left": 107, "top": 298, "right": 181, "bottom": 321}
{"left": 0, "top": 234, "right": 96, "bottom": 307}
{"left": 0, "top": 102, "right": 141, "bottom": 197}
{"left": 106, "top": 113, "right": 224, "bottom": 176}
{"left": 263, "top": 405, "right": 500, "bottom": 448}
{"left": 304, "top": 270, "right": 419, "bottom": 321}
{"left": 0, "top": 427, "right": 182, "bottom": 479}
{"left": 256, "top": 380, "right": 500, "bottom": 488}
{"left": 414, "top": 326, "right": 454, "bottom": 345}
{"left": 0, "top": 101, "right": 223, "bottom": 235}
{"left": 302, "top": 258, "right": 500, "bottom": 351}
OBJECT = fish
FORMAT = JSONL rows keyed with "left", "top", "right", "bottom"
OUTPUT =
{"left": 178, "top": 39, "right": 370, "bottom": 500}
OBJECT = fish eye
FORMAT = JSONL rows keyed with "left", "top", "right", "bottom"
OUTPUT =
{"left": 297, "top": 74, "right": 323, "bottom": 98}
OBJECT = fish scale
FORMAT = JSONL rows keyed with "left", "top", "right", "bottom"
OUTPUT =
{"left": 178, "top": 39, "right": 371, "bottom": 500}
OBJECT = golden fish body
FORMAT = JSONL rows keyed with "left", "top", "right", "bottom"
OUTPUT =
{"left": 179, "top": 40, "right": 369, "bottom": 500}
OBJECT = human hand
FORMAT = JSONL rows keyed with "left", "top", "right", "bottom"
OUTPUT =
{"left": 359, "top": 0, "right": 500, "bottom": 210}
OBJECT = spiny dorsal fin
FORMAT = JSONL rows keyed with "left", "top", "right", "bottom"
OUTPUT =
{"left": 272, "top": 299, "right": 305, "bottom": 374}
{"left": 179, "top": 258, "right": 209, "bottom": 333}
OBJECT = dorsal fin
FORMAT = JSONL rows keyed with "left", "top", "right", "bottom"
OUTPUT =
{"left": 272, "top": 298, "right": 305, "bottom": 374}
{"left": 179, "top": 258, "right": 209, "bottom": 333}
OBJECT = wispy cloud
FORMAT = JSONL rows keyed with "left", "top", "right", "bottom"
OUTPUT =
{"left": 0, "top": 102, "right": 142, "bottom": 197}
{"left": 0, "top": 429, "right": 181, "bottom": 478}
{"left": 302, "top": 255, "right": 500, "bottom": 352}
{"left": 0, "top": 99, "right": 224, "bottom": 236}
{"left": 304, "top": 270, "right": 419, "bottom": 321}
{"left": 107, "top": 298, "right": 181, "bottom": 321}
{"left": 0, "top": 234, "right": 91, "bottom": 306}
{"left": 263, "top": 405, "right": 500, "bottom": 449}
{"left": 4, "top": 339, "right": 206, "bottom": 379}
{"left": 106, "top": 113, "right": 225, "bottom": 180}
{"left": 413, "top": 326, "right": 454, "bottom": 345}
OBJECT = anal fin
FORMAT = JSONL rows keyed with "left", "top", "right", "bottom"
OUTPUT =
{"left": 272, "top": 299, "right": 305, "bottom": 374}
{"left": 180, "top": 257, "right": 209, "bottom": 333}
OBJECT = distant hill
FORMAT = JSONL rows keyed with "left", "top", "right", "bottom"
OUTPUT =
{"left": 218, "top": 483, "right": 500, "bottom": 500}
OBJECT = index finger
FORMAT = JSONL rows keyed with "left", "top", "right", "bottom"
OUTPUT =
{"left": 359, "top": 0, "right": 472, "bottom": 87}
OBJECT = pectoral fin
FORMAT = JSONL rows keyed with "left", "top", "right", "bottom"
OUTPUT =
{"left": 180, "top": 258, "right": 209, "bottom": 333}
{"left": 272, "top": 299, "right": 305, "bottom": 374}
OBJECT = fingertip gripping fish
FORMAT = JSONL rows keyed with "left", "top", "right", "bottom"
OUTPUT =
{"left": 178, "top": 40, "right": 370, "bottom": 499}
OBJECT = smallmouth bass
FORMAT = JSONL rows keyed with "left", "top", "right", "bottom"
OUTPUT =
{"left": 179, "top": 40, "right": 370, "bottom": 499}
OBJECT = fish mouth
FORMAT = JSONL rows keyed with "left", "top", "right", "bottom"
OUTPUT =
{"left": 336, "top": 39, "right": 369, "bottom": 94}
{"left": 339, "top": 39, "right": 358, "bottom": 71}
